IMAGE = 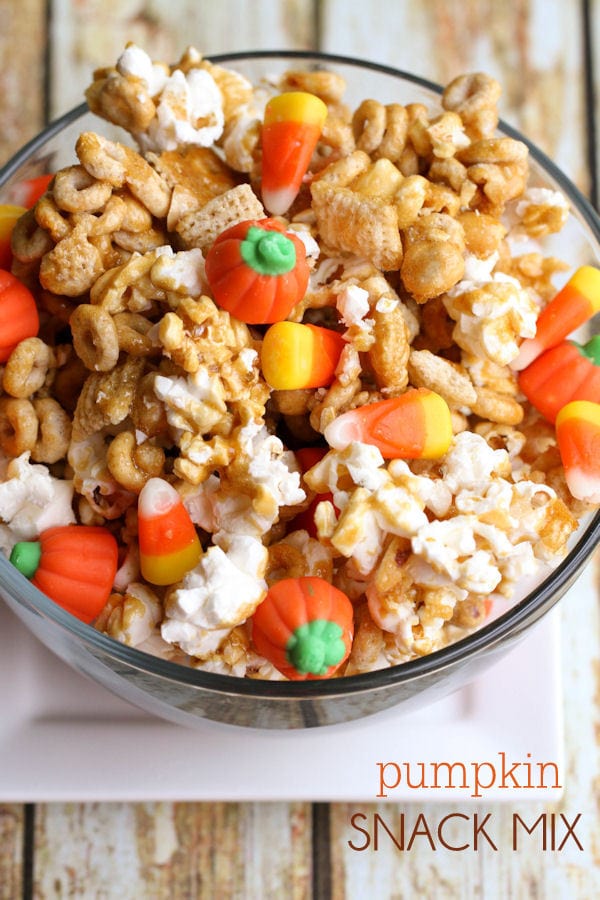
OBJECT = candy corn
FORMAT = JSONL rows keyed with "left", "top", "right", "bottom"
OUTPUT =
{"left": 261, "top": 321, "right": 345, "bottom": 390}
{"left": 138, "top": 478, "right": 201, "bottom": 585}
{"left": 261, "top": 91, "right": 328, "bottom": 216}
{"left": 555, "top": 400, "right": 600, "bottom": 503}
{"left": 518, "top": 336, "right": 600, "bottom": 422}
{"left": 0, "top": 204, "right": 27, "bottom": 270}
{"left": 324, "top": 388, "right": 453, "bottom": 459}
{"left": 512, "top": 266, "right": 600, "bottom": 371}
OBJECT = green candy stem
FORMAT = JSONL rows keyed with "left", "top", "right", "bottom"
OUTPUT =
{"left": 10, "top": 541, "right": 42, "bottom": 579}
{"left": 574, "top": 334, "right": 600, "bottom": 365}
{"left": 286, "top": 619, "right": 346, "bottom": 676}
{"left": 240, "top": 226, "right": 296, "bottom": 276}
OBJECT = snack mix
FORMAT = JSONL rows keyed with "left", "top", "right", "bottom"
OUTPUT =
{"left": 1, "top": 45, "right": 599, "bottom": 681}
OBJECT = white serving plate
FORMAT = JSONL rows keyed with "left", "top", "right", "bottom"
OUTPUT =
{"left": 0, "top": 586, "right": 566, "bottom": 804}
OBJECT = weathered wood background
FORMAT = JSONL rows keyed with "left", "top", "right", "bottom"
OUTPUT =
{"left": 0, "top": 1, "right": 599, "bottom": 897}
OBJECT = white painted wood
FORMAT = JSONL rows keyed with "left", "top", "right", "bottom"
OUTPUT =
{"left": 0, "top": 0, "right": 46, "bottom": 164}
{"left": 320, "top": 0, "right": 590, "bottom": 191}
{"left": 34, "top": 802, "right": 312, "bottom": 898}
{"left": 49, "top": 0, "right": 317, "bottom": 118}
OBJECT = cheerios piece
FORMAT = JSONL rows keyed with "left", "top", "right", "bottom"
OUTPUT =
{"left": 0, "top": 397, "right": 38, "bottom": 456}
{"left": 106, "top": 430, "right": 165, "bottom": 492}
{"left": 2, "top": 338, "right": 56, "bottom": 398}
{"left": 76, "top": 131, "right": 171, "bottom": 218}
{"left": 10, "top": 208, "right": 54, "bottom": 264}
{"left": 31, "top": 397, "right": 71, "bottom": 463}
{"left": 442, "top": 72, "right": 501, "bottom": 140}
{"left": 39, "top": 224, "right": 106, "bottom": 297}
{"left": 52, "top": 165, "right": 113, "bottom": 213}
{"left": 70, "top": 303, "right": 120, "bottom": 371}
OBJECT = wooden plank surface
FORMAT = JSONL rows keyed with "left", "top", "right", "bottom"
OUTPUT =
{"left": 0, "top": 1, "right": 599, "bottom": 898}
{"left": 0, "top": 0, "right": 47, "bottom": 165}
{"left": 0, "top": 804, "right": 23, "bottom": 900}
{"left": 591, "top": 0, "right": 600, "bottom": 206}
{"left": 34, "top": 802, "right": 312, "bottom": 898}
{"left": 49, "top": 0, "right": 317, "bottom": 118}
{"left": 321, "top": 0, "right": 590, "bottom": 192}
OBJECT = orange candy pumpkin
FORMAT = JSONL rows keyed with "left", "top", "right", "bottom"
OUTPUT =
{"left": 204, "top": 218, "right": 310, "bottom": 324}
{"left": 251, "top": 576, "right": 354, "bottom": 680}
{"left": 10, "top": 525, "right": 119, "bottom": 623}
{"left": 0, "top": 268, "right": 39, "bottom": 362}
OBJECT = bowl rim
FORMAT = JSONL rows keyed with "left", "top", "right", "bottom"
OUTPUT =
{"left": 1, "top": 49, "right": 599, "bottom": 700}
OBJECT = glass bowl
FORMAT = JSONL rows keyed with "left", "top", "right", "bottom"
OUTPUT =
{"left": 1, "top": 51, "right": 599, "bottom": 730}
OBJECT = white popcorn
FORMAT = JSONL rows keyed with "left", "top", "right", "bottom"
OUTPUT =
{"left": 367, "top": 588, "right": 419, "bottom": 644}
{"left": 116, "top": 44, "right": 169, "bottom": 97}
{"left": 116, "top": 45, "right": 226, "bottom": 152}
{"left": 332, "top": 496, "right": 386, "bottom": 575}
{"left": 154, "top": 368, "right": 226, "bottom": 432}
{"left": 412, "top": 517, "right": 505, "bottom": 594}
{"left": 151, "top": 247, "right": 205, "bottom": 297}
{"left": 460, "top": 251, "right": 499, "bottom": 285}
{"left": 515, "top": 187, "right": 569, "bottom": 218}
{"left": 288, "top": 227, "right": 321, "bottom": 259}
{"left": 237, "top": 347, "right": 258, "bottom": 373}
{"left": 444, "top": 254, "right": 538, "bottom": 366}
{"left": 161, "top": 619, "right": 231, "bottom": 659}
{"left": 335, "top": 344, "right": 362, "bottom": 384}
{"left": 0, "top": 453, "right": 75, "bottom": 552}
{"left": 183, "top": 423, "right": 303, "bottom": 540}
{"left": 336, "top": 284, "right": 371, "bottom": 326}
{"left": 161, "top": 535, "right": 268, "bottom": 656}
{"left": 442, "top": 431, "right": 510, "bottom": 492}
{"left": 280, "top": 529, "right": 334, "bottom": 577}
{"left": 107, "top": 583, "right": 162, "bottom": 647}
{"left": 309, "top": 444, "right": 429, "bottom": 575}
{"left": 158, "top": 69, "right": 223, "bottom": 148}
{"left": 224, "top": 422, "right": 306, "bottom": 532}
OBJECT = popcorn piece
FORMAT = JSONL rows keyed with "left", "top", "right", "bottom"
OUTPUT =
{"left": 116, "top": 44, "right": 169, "bottom": 96}
{"left": 444, "top": 261, "right": 538, "bottom": 366}
{"left": 150, "top": 247, "right": 205, "bottom": 297}
{"left": 441, "top": 430, "right": 511, "bottom": 490}
{"left": 153, "top": 368, "right": 227, "bottom": 433}
{"left": 161, "top": 535, "right": 268, "bottom": 655}
{"left": 101, "top": 583, "right": 162, "bottom": 647}
{"left": 336, "top": 283, "right": 371, "bottom": 328}
{"left": 0, "top": 453, "right": 75, "bottom": 552}
{"left": 99, "top": 45, "right": 227, "bottom": 154}
{"left": 513, "top": 187, "right": 569, "bottom": 237}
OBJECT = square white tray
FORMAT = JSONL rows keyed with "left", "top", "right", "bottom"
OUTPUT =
{"left": 0, "top": 596, "right": 563, "bottom": 803}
